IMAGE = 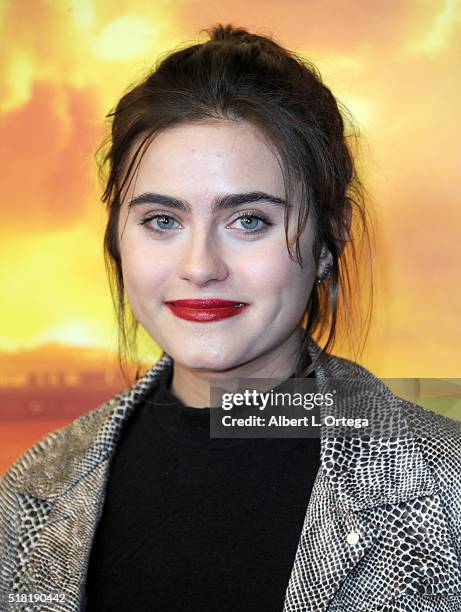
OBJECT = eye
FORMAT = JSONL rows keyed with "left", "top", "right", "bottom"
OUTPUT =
{"left": 139, "top": 213, "right": 181, "bottom": 234}
{"left": 237, "top": 216, "right": 261, "bottom": 230}
{"left": 153, "top": 215, "right": 178, "bottom": 230}
{"left": 230, "top": 213, "right": 272, "bottom": 235}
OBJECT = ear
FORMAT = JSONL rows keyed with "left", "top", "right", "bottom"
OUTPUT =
{"left": 316, "top": 200, "right": 352, "bottom": 279}
{"left": 316, "top": 245, "right": 333, "bottom": 279}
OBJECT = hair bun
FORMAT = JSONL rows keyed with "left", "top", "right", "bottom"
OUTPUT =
{"left": 207, "top": 24, "right": 258, "bottom": 44}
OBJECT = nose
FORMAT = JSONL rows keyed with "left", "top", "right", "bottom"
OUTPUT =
{"left": 177, "top": 229, "right": 229, "bottom": 286}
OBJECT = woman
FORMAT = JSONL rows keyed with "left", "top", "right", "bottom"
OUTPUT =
{"left": 1, "top": 24, "right": 460, "bottom": 612}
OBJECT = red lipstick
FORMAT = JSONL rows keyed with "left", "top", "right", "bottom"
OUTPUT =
{"left": 165, "top": 299, "right": 250, "bottom": 322}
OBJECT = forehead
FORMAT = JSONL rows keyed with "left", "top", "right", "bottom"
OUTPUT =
{"left": 123, "top": 120, "right": 285, "bottom": 204}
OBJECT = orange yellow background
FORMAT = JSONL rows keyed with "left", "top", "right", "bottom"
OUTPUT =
{"left": 1, "top": 0, "right": 460, "bottom": 471}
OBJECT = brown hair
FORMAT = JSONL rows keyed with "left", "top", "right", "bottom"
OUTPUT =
{"left": 96, "top": 23, "right": 375, "bottom": 384}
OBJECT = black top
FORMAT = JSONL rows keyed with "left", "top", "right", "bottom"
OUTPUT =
{"left": 85, "top": 363, "right": 320, "bottom": 612}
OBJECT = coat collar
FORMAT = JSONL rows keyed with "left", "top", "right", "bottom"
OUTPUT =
{"left": 15, "top": 338, "right": 436, "bottom": 511}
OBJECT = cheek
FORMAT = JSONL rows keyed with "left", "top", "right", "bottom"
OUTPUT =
{"left": 119, "top": 236, "right": 168, "bottom": 299}
{"left": 234, "top": 243, "right": 311, "bottom": 298}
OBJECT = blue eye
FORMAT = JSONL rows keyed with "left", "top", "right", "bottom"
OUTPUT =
{"left": 154, "top": 215, "right": 177, "bottom": 230}
{"left": 140, "top": 214, "right": 180, "bottom": 234}
{"left": 238, "top": 216, "right": 261, "bottom": 230}
{"left": 232, "top": 213, "right": 272, "bottom": 235}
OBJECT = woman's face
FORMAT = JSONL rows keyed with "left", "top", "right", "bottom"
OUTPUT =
{"left": 118, "top": 119, "right": 319, "bottom": 373}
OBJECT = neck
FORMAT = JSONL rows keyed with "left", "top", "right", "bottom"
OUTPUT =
{"left": 169, "top": 325, "right": 305, "bottom": 408}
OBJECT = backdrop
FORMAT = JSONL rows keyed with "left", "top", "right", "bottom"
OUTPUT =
{"left": 1, "top": 0, "right": 460, "bottom": 472}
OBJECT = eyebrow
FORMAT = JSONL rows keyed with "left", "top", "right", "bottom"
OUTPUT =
{"left": 127, "top": 191, "right": 290, "bottom": 213}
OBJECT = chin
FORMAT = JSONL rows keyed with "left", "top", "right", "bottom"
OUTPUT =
{"left": 173, "top": 345, "right": 243, "bottom": 373}
{"left": 185, "top": 357, "right": 235, "bottom": 372}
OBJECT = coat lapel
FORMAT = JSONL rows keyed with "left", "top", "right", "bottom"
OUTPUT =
{"left": 282, "top": 468, "right": 378, "bottom": 611}
{"left": 15, "top": 461, "right": 111, "bottom": 604}
{"left": 283, "top": 341, "right": 438, "bottom": 611}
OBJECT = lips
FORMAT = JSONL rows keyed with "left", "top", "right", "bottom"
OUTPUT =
{"left": 165, "top": 299, "right": 250, "bottom": 322}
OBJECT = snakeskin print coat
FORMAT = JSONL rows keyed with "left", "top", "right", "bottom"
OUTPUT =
{"left": 0, "top": 338, "right": 460, "bottom": 611}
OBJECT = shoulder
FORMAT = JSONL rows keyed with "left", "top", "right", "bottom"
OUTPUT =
{"left": 395, "top": 396, "right": 461, "bottom": 498}
{"left": 317, "top": 343, "right": 461, "bottom": 456}
{"left": 324, "top": 348, "right": 460, "bottom": 427}
{"left": 0, "top": 354, "right": 172, "bottom": 499}
{"left": 0, "top": 397, "right": 117, "bottom": 582}
{"left": 328, "top": 350, "right": 461, "bottom": 477}
{"left": 0, "top": 395, "right": 119, "bottom": 498}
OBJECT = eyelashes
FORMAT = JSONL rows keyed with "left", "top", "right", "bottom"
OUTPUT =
{"left": 138, "top": 211, "right": 273, "bottom": 237}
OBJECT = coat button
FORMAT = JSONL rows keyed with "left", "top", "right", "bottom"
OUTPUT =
{"left": 347, "top": 531, "right": 361, "bottom": 545}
